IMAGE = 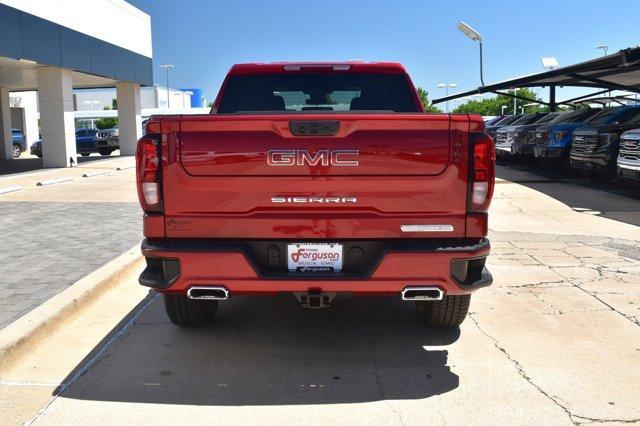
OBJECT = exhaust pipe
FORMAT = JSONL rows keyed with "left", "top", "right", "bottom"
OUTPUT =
{"left": 401, "top": 287, "right": 444, "bottom": 301}
{"left": 187, "top": 286, "right": 229, "bottom": 300}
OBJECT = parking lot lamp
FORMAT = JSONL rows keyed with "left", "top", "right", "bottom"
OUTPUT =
{"left": 596, "top": 45, "right": 609, "bottom": 56}
{"left": 457, "top": 21, "right": 484, "bottom": 86}
{"left": 159, "top": 64, "right": 174, "bottom": 109}
{"left": 437, "top": 83, "right": 458, "bottom": 112}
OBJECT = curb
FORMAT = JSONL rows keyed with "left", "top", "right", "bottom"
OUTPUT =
{"left": 0, "top": 244, "right": 143, "bottom": 371}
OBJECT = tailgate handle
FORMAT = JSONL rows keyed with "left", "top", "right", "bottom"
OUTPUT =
{"left": 289, "top": 121, "right": 339, "bottom": 136}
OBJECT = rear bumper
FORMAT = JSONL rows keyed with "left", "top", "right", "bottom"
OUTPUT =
{"left": 139, "top": 238, "right": 492, "bottom": 296}
{"left": 96, "top": 138, "right": 119, "bottom": 148}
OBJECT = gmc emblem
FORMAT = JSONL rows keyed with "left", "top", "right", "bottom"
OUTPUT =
{"left": 267, "top": 149, "right": 359, "bottom": 166}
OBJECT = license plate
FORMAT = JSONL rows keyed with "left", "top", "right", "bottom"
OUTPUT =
{"left": 287, "top": 243, "right": 343, "bottom": 272}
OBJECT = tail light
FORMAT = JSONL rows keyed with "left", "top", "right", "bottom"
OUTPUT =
{"left": 469, "top": 133, "right": 495, "bottom": 212}
{"left": 136, "top": 135, "right": 163, "bottom": 212}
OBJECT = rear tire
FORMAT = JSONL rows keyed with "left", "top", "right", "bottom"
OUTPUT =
{"left": 163, "top": 293, "right": 218, "bottom": 327}
{"left": 98, "top": 148, "right": 113, "bottom": 156}
{"left": 13, "top": 144, "right": 21, "bottom": 158}
{"left": 81, "top": 153, "right": 90, "bottom": 157}
{"left": 415, "top": 294, "right": 471, "bottom": 327}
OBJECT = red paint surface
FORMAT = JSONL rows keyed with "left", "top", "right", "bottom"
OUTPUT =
{"left": 138, "top": 62, "right": 494, "bottom": 295}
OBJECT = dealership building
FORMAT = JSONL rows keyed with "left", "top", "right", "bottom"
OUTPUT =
{"left": 0, "top": 0, "right": 153, "bottom": 167}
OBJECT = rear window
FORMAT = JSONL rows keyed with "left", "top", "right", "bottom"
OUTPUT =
{"left": 511, "top": 114, "right": 541, "bottom": 125}
{"left": 550, "top": 108, "right": 599, "bottom": 124}
{"left": 217, "top": 73, "right": 418, "bottom": 113}
{"left": 535, "top": 113, "right": 561, "bottom": 124}
{"left": 495, "top": 115, "right": 522, "bottom": 125}
{"left": 586, "top": 107, "right": 624, "bottom": 125}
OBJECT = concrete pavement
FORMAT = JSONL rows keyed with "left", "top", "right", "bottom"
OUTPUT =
{"left": 1, "top": 164, "right": 640, "bottom": 425}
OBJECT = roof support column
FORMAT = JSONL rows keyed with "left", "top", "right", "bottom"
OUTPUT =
{"left": 116, "top": 82, "right": 142, "bottom": 156}
{"left": 549, "top": 85, "right": 557, "bottom": 112}
{"left": 0, "top": 87, "right": 13, "bottom": 160}
{"left": 37, "top": 67, "right": 77, "bottom": 168}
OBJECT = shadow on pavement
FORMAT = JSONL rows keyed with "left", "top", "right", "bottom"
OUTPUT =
{"left": 496, "top": 161, "right": 640, "bottom": 227}
{"left": 0, "top": 153, "right": 121, "bottom": 176}
{"left": 59, "top": 295, "right": 460, "bottom": 406}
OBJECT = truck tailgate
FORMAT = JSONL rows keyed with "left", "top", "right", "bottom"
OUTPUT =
{"left": 160, "top": 113, "right": 472, "bottom": 239}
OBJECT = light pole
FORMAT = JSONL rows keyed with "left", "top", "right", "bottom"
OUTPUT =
{"left": 457, "top": 21, "right": 484, "bottom": 86}
{"left": 501, "top": 105, "right": 507, "bottom": 115}
{"left": 437, "top": 83, "right": 457, "bottom": 112}
{"left": 596, "top": 45, "right": 609, "bottom": 56}
{"left": 159, "top": 64, "right": 174, "bottom": 109}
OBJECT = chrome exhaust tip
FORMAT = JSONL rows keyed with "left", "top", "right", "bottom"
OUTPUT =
{"left": 401, "top": 287, "right": 444, "bottom": 301}
{"left": 187, "top": 286, "right": 229, "bottom": 300}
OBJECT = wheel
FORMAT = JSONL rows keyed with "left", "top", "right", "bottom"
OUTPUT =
{"left": 588, "top": 171, "right": 614, "bottom": 183}
{"left": 551, "top": 158, "right": 570, "bottom": 175}
{"left": 415, "top": 294, "right": 471, "bottom": 327}
{"left": 13, "top": 144, "right": 21, "bottom": 158}
{"left": 98, "top": 148, "right": 113, "bottom": 156}
{"left": 36, "top": 154, "right": 42, "bottom": 158}
{"left": 81, "top": 153, "right": 90, "bottom": 157}
{"left": 163, "top": 293, "right": 218, "bottom": 327}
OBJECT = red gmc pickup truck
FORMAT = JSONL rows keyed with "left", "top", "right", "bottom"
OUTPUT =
{"left": 136, "top": 62, "right": 495, "bottom": 328}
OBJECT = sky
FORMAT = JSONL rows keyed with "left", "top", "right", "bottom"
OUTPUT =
{"left": 129, "top": 0, "right": 640, "bottom": 107}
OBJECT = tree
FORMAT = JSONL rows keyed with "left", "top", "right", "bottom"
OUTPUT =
{"left": 452, "top": 88, "right": 546, "bottom": 115}
{"left": 416, "top": 87, "right": 443, "bottom": 113}
{"left": 96, "top": 118, "right": 118, "bottom": 129}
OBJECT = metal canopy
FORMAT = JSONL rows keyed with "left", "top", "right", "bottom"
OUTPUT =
{"left": 432, "top": 47, "right": 640, "bottom": 110}
{"left": 568, "top": 94, "right": 640, "bottom": 106}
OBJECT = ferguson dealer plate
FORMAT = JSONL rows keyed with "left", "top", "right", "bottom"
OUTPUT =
{"left": 287, "top": 243, "right": 343, "bottom": 272}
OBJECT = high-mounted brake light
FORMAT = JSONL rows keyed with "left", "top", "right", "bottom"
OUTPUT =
{"left": 282, "top": 64, "right": 351, "bottom": 71}
{"left": 136, "top": 135, "right": 162, "bottom": 212}
{"left": 469, "top": 134, "right": 495, "bottom": 212}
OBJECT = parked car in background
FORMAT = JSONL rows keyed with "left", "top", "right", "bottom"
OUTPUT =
{"left": 617, "top": 129, "right": 640, "bottom": 181}
{"left": 494, "top": 112, "right": 548, "bottom": 157}
{"left": 12, "top": 128, "right": 26, "bottom": 158}
{"left": 509, "top": 111, "right": 564, "bottom": 159}
{"left": 484, "top": 115, "right": 506, "bottom": 126}
{"left": 76, "top": 128, "right": 100, "bottom": 156}
{"left": 570, "top": 106, "right": 640, "bottom": 181}
{"left": 30, "top": 128, "right": 99, "bottom": 157}
{"left": 533, "top": 108, "right": 605, "bottom": 172}
{"left": 486, "top": 114, "right": 523, "bottom": 140}
{"left": 96, "top": 127, "right": 119, "bottom": 155}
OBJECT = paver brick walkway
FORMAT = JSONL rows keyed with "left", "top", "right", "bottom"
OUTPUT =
{"left": 0, "top": 201, "right": 141, "bottom": 329}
